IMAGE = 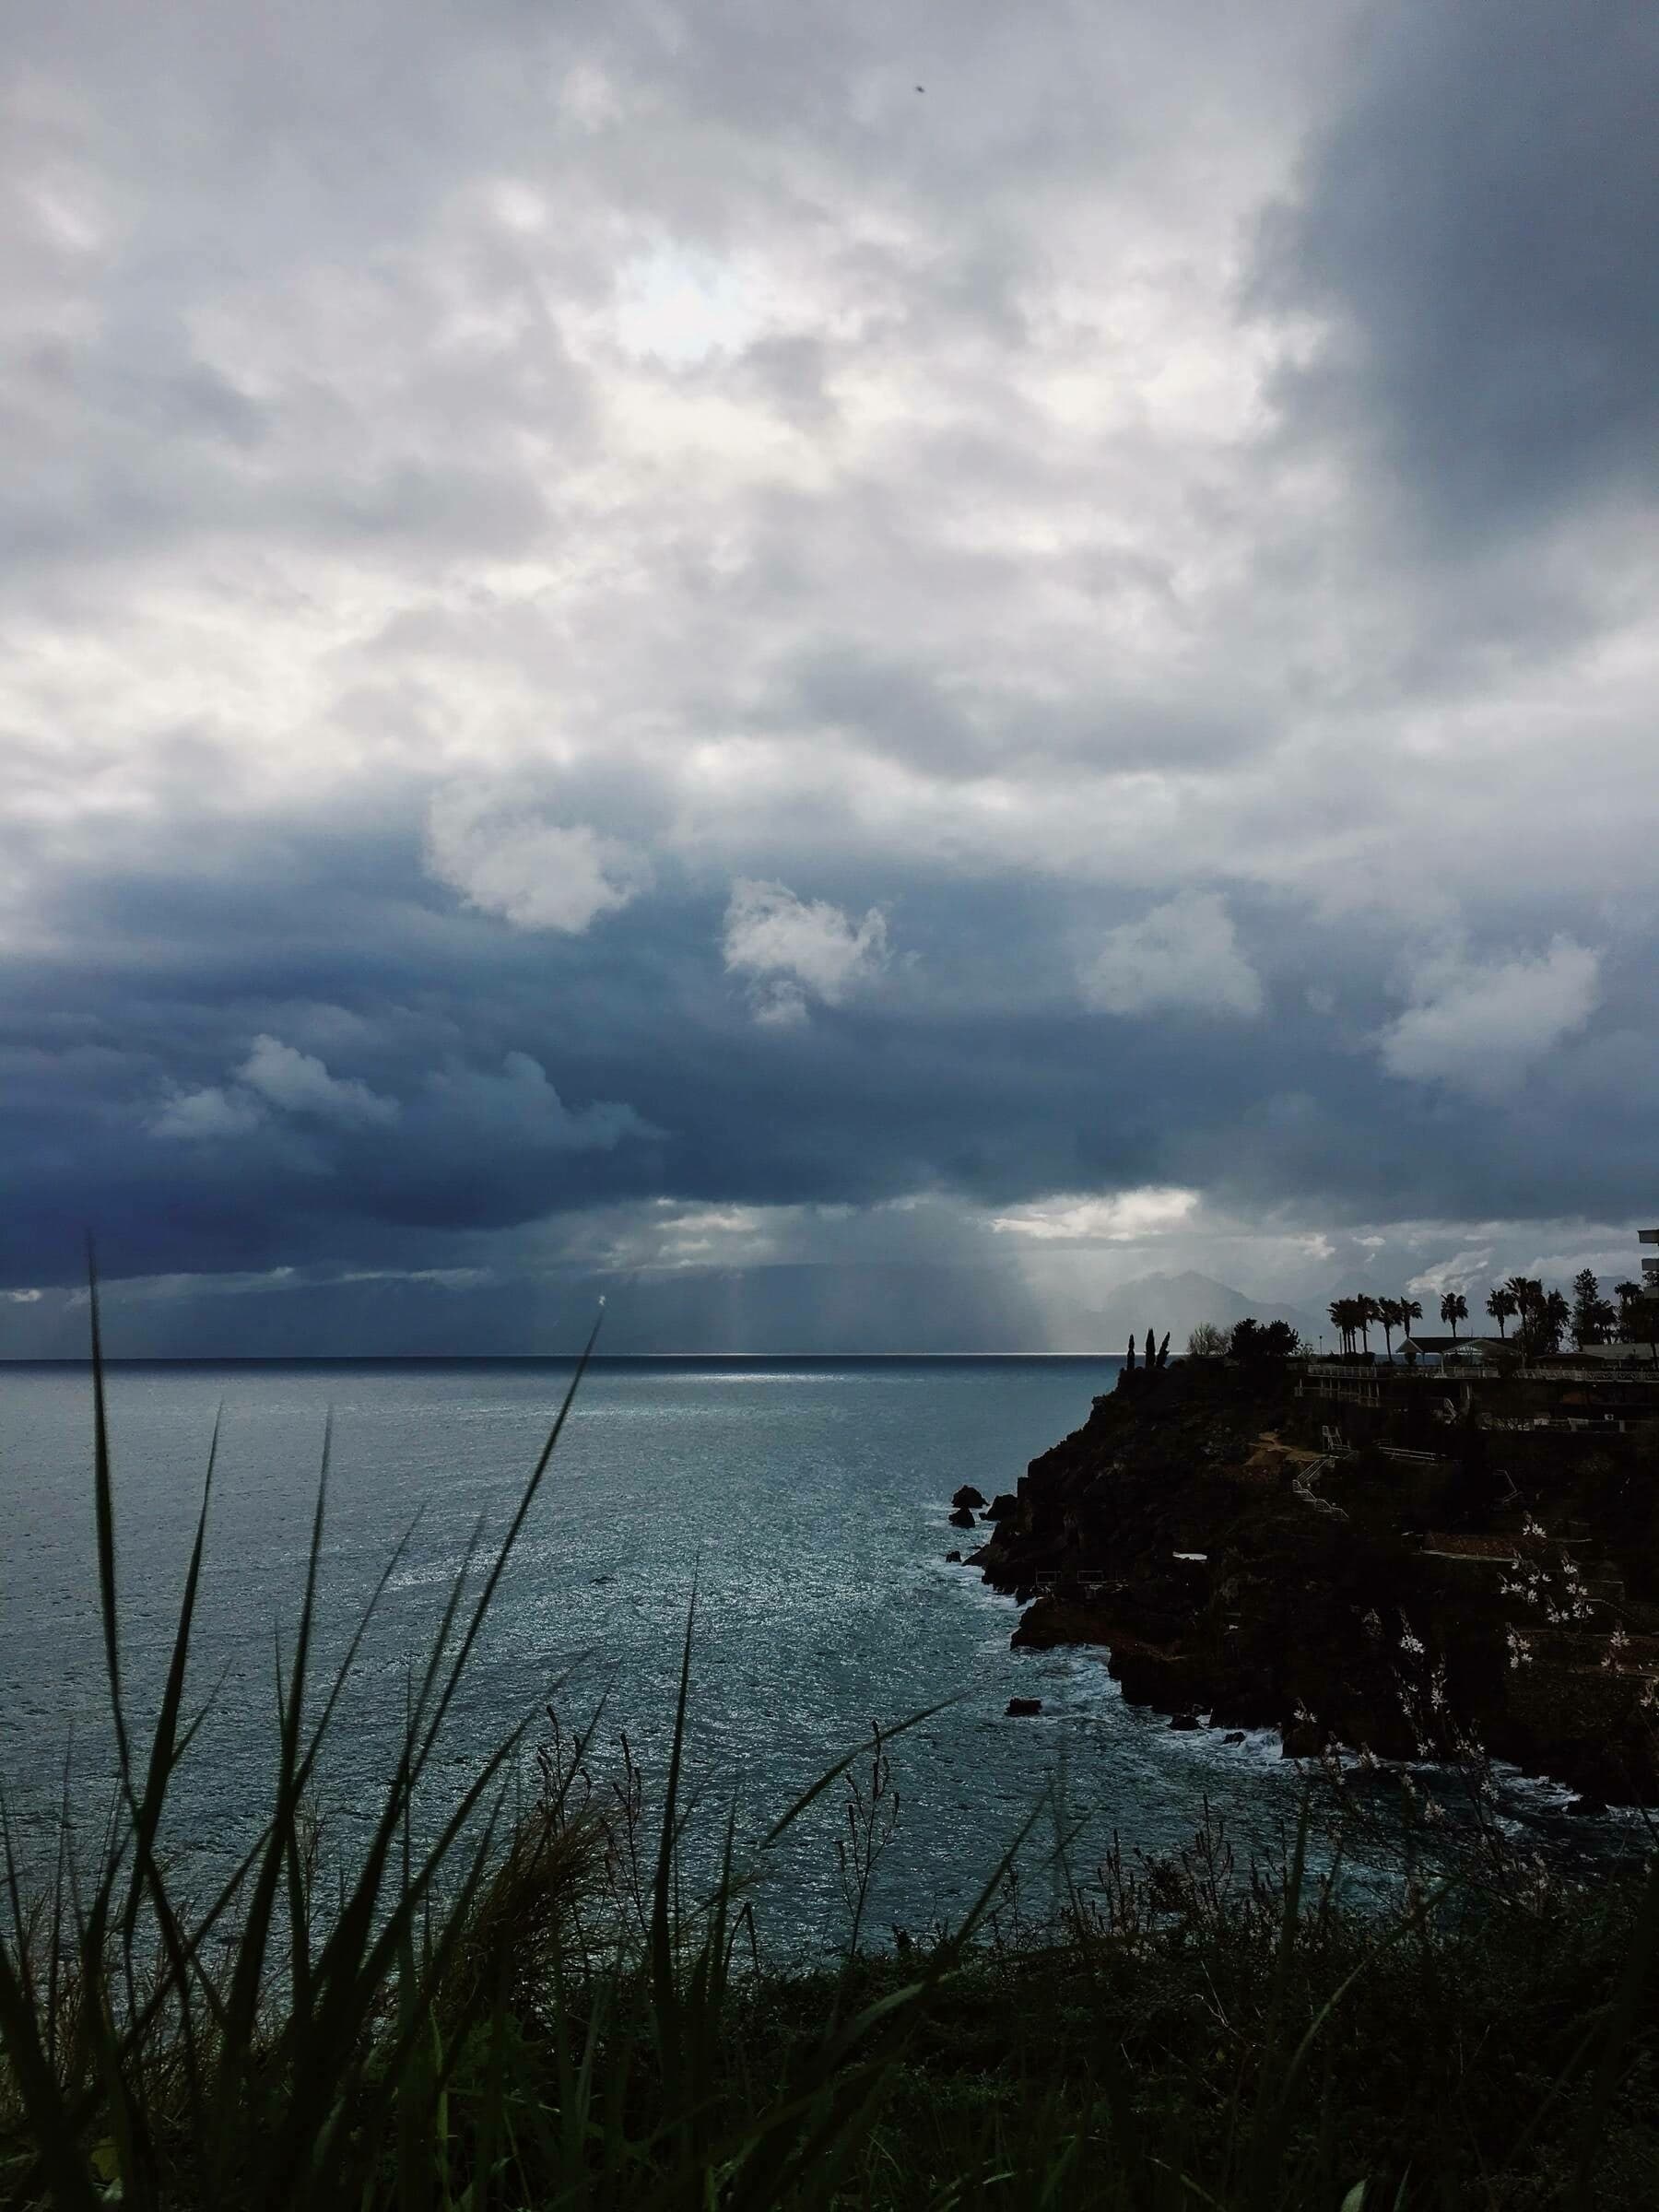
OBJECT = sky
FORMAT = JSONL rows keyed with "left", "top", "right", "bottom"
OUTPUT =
{"left": 3, "top": 0, "right": 1655, "bottom": 1356}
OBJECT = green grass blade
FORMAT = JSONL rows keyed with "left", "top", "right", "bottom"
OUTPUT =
{"left": 409, "top": 1312, "right": 604, "bottom": 1783}
{"left": 0, "top": 1932, "right": 102, "bottom": 2212}
{"left": 86, "top": 1248, "right": 132, "bottom": 1796}
{"left": 651, "top": 1578, "right": 698, "bottom": 2041}
{"left": 759, "top": 1694, "right": 961, "bottom": 1851}
{"left": 124, "top": 1407, "right": 218, "bottom": 1912}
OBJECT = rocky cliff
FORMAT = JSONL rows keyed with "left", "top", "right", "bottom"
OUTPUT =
{"left": 966, "top": 1357, "right": 1659, "bottom": 1802}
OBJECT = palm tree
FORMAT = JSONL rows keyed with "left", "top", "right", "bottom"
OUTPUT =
{"left": 1355, "top": 1294, "right": 1382, "bottom": 1356}
{"left": 1328, "top": 1299, "right": 1352, "bottom": 1356}
{"left": 1497, "top": 1277, "right": 1557, "bottom": 1359}
{"left": 1440, "top": 1290, "right": 1468, "bottom": 1339}
{"left": 1377, "top": 1298, "right": 1401, "bottom": 1359}
{"left": 1505, "top": 1277, "right": 1547, "bottom": 1357}
{"left": 1400, "top": 1296, "right": 1423, "bottom": 1344}
{"left": 1486, "top": 1285, "right": 1518, "bottom": 1339}
{"left": 1335, "top": 1297, "right": 1367, "bottom": 1356}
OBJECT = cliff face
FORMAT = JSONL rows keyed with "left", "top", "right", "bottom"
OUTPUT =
{"left": 970, "top": 1359, "right": 1659, "bottom": 1802}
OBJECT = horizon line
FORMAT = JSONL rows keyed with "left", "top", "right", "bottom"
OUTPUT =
{"left": 1, "top": 1349, "right": 1132, "bottom": 1366}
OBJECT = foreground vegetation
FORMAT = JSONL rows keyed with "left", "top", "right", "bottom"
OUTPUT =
{"left": 4, "top": 1305, "right": 1659, "bottom": 2208}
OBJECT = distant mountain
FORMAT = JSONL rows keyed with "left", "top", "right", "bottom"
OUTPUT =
{"left": 1078, "top": 1270, "right": 1320, "bottom": 1354}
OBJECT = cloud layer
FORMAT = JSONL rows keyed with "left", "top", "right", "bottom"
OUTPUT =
{"left": 1, "top": 0, "right": 1654, "bottom": 1349}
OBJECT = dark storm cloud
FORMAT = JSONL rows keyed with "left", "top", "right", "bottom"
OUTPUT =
{"left": 1257, "top": 0, "right": 1659, "bottom": 535}
{"left": 3, "top": 812, "right": 1652, "bottom": 1324}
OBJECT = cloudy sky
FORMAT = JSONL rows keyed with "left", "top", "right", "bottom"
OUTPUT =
{"left": 4, "top": 0, "right": 1654, "bottom": 1355}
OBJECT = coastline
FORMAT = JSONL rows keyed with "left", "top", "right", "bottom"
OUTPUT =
{"left": 959, "top": 1352, "right": 1659, "bottom": 1805}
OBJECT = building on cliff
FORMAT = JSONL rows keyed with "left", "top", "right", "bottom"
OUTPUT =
{"left": 1401, "top": 1334, "right": 1507, "bottom": 1365}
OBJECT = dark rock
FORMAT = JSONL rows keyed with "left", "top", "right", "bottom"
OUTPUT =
{"left": 983, "top": 1492, "right": 1019, "bottom": 1522}
{"left": 1013, "top": 1595, "right": 1118, "bottom": 1651}
{"left": 1105, "top": 1640, "right": 1190, "bottom": 1704}
{"left": 1223, "top": 1730, "right": 1246, "bottom": 1745}
{"left": 1006, "top": 1697, "right": 1043, "bottom": 1717}
{"left": 945, "top": 1550, "right": 961, "bottom": 1563}
{"left": 1169, "top": 1711, "right": 1202, "bottom": 1731}
{"left": 952, "top": 1485, "right": 987, "bottom": 1510}
{"left": 1566, "top": 1797, "right": 1607, "bottom": 1818}
{"left": 1281, "top": 1719, "right": 1325, "bottom": 1759}
{"left": 948, "top": 1505, "right": 976, "bottom": 1529}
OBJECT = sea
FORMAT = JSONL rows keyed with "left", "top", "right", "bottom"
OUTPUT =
{"left": 0, "top": 1356, "right": 1624, "bottom": 1952}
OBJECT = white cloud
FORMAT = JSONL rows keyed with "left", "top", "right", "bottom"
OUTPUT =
{"left": 1404, "top": 1248, "right": 1493, "bottom": 1302}
{"left": 614, "top": 246, "right": 765, "bottom": 367}
{"left": 1517, "top": 1246, "right": 1632, "bottom": 1283}
{"left": 1082, "top": 893, "right": 1263, "bottom": 1018}
{"left": 426, "top": 793, "right": 648, "bottom": 935}
{"left": 1377, "top": 938, "right": 1602, "bottom": 1094}
{"left": 749, "top": 980, "right": 811, "bottom": 1030}
{"left": 102, "top": 1266, "right": 299, "bottom": 1303}
{"left": 149, "top": 1085, "right": 268, "bottom": 1141}
{"left": 990, "top": 1187, "right": 1199, "bottom": 1242}
{"left": 239, "top": 1036, "right": 400, "bottom": 1126}
{"left": 149, "top": 1038, "right": 396, "bottom": 1138}
{"left": 723, "top": 879, "right": 888, "bottom": 1021}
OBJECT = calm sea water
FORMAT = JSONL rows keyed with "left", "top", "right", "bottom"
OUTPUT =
{"left": 0, "top": 1356, "right": 1588, "bottom": 1948}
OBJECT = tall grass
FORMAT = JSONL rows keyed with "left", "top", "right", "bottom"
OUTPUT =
{"left": 3, "top": 1282, "right": 1658, "bottom": 2207}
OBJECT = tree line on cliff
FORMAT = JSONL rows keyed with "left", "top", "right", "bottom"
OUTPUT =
{"left": 1171, "top": 1268, "right": 1656, "bottom": 1365}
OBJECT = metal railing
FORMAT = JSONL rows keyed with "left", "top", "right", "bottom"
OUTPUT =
{"left": 1296, "top": 1359, "right": 1653, "bottom": 1385}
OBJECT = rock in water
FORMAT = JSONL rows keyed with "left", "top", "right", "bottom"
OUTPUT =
{"left": 948, "top": 1505, "right": 976, "bottom": 1528}
{"left": 952, "top": 1485, "right": 987, "bottom": 1510}
{"left": 1006, "top": 1697, "right": 1042, "bottom": 1717}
